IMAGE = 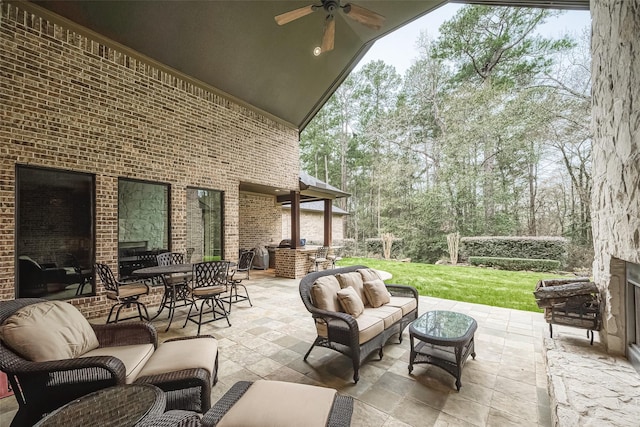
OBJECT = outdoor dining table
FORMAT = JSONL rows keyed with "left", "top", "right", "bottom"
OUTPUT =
{"left": 132, "top": 263, "right": 194, "bottom": 331}
{"left": 132, "top": 261, "right": 236, "bottom": 331}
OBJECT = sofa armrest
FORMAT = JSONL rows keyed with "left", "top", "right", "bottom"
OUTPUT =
{"left": 4, "top": 354, "right": 126, "bottom": 383}
{"left": 311, "top": 308, "right": 358, "bottom": 332}
{"left": 311, "top": 308, "right": 360, "bottom": 348}
{"left": 386, "top": 284, "right": 419, "bottom": 300}
{"left": 92, "top": 321, "right": 158, "bottom": 349}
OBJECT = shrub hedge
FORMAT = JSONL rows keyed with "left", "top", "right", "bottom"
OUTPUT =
{"left": 460, "top": 236, "right": 568, "bottom": 266}
{"left": 469, "top": 256, "right": 560, "bottom": 272}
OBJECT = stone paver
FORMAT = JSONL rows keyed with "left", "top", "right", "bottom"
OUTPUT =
{"left": 1, "top": 270, "right": 639, "bottom": 427}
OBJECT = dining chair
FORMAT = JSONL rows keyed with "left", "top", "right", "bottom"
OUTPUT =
{"left": 157, "top": 252, "right": 185, "bottom": 266}
{"left": 227, "top": 250, "right": 255, "bottom": 310}
{"left": 186, "top": 247, "right": 195, "bottom": 263}
{"left": 94, "top": 263, "right": 150, "bottom": 323}
{"left": 327, "top": 247, "right": 343, "bottom": 269}
{"left": 309, "top": 246, "right": 329, "bottom": 272}
{"left": 184, "top": 261, "right": 231, "bottom": 334}
{"left": 156, "top": 252, "right": 192, "bottom": 331}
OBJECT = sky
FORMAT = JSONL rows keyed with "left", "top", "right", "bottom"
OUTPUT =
{"left": 356, "top": 3, "right": 591, "bottom": 75}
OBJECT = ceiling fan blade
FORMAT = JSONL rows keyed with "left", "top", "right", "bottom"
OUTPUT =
{"left": 321, "top": 17, "right": 335, "bottom": 53}
{"left": 342, "top": 3, "right": 385, "bottom": 30}
{"left": 274, "top": 5, "right": 316, "bottom": 26}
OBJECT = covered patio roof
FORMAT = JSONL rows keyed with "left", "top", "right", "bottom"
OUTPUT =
{"left": 26, "top": 0, "right": 589, "bottom": 131}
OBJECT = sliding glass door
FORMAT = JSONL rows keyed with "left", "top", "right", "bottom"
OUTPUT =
{"left": 186, "top": 187, "right": 224, "bottom": 263}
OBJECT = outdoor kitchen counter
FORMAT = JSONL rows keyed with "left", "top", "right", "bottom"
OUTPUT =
{"left": 274, "top": 246, "right": 328, "bottom": 279}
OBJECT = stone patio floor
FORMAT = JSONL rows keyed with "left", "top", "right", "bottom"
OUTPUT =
{"left": 2, "top": 269, "right": 639, "bottom": 426}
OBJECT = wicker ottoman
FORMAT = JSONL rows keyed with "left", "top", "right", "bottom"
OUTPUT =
{"left": 134, "top": 336, "right": 218, "bottom": 413}
{"left": 201, "top": 380, "right": 353, "bottom": 427}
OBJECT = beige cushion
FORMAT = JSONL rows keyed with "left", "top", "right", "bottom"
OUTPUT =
{"left": 387, "top": 296, "right": 418, "bottom": 316}
{"left": 218, "top": 380, "right": 336, "bottom": 427}
{"left": 137, "top": 337, "right": 218, "bottom": 379}
{"left": 357, "top": 268, "right": 381, "bottom": 283}
{"left": 355, "top": 315, "right": 385, "bottom": 344}
{"left": 315, "top": 315, "right": 384, "bottom": 344}
{"left": 363, "top": 306, "right": 403, "bottom": 329}
{"left": 336, "top": 271, "right": 368, "bottom": 305}
{"left": 107, "top": 282, "right": 149, "bottom": 300}
{"left": 310, "top": 275, "right": 342, "bottom": 312}
{"left": 82, "top": 343, "right": 155, "bottom": 384}
{"left": 336, "top": 287, "right": 364, "bottom": 317}
{"left": 0, "top": 301, "right": 99, "bottom": 362}
{"left": 363, "top": 279, "right": 391, "bottom": 308}
{"left": 191, "top": 285, "right": 226, "bottom": 297}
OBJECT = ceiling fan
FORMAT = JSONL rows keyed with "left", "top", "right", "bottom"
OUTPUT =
{"left": 274, "top": 0, "right": 385, "bottom": 54}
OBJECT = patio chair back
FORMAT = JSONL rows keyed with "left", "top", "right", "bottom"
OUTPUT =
{"left": 186, "top": 247, "right": 195, "bottom": 263}
{"left": 94, "top": 263, "right": 119, "bottom": 294}
{"left": 316, "top": 246, "right": 329, "bottom": 260}
{"left": 309, "top": 246, "right": 329, "bottom": 271}
{"left": 157, "top": 252, "right": 185, "bottom": 266}
{"left": 191, "top": 261, "right": 229, "bottom": 290}
{"left": 235, "top": 250, "right": 255, "bottom": 280}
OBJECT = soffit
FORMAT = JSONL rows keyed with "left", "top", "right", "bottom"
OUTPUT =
{"left": 26, "top": 0, "right": 589, "bottom": 131}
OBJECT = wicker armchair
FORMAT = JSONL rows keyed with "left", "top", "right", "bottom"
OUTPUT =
{"left": 299, "top": 265, "right": 419, "bottom": 383}
{"left": 0, "top": 298, "right": 158, "bottom": 427}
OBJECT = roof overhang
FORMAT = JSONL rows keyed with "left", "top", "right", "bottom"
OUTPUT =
{"left": 21, "top": 0, "right": 589, "bottom": 131}
{"left": 240, "top": 171, "right": 349, "bottom": 204}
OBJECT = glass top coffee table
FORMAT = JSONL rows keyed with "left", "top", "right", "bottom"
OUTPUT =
{"left": 408, "top": 310, "right": 477, "bottom": 391}
{"left": 34, "top": 384, "right": 165, "bottom": 426}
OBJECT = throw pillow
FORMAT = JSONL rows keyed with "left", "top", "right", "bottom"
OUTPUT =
{"left": 337, "top": 286, "right": 365, "bottom": 317}
{"left": 310, "top": 275, "right": 343, "bottom": 312}
{"left": 363, "top": 279, "right": 391, "bottom": 308}
{"left": 0, "top": 301, "right": 99, "bottom": 362}
{"left": 336, "top": 272, "right": 369, "bottom": 306}
{"left": 358, "top": 268, "right": 381, "bottom": 283}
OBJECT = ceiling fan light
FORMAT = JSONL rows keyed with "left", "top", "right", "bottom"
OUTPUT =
{"left": 313, "top": 46, "right": 322, "bottom": 56}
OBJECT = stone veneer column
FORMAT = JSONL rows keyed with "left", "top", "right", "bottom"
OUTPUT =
{"left": 591, "top": 0, "right": 640, "bottom": 354}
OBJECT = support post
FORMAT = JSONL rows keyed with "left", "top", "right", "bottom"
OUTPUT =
{"left": 324, "top": 199, "right": 332, "bottom": 247}
{"left": 291, "top": 191, "right": 300, "bottom": 249}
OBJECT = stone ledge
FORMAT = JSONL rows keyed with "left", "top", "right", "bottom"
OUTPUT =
{"left": 543, "top": 337, "right": 640, "bottom": 427}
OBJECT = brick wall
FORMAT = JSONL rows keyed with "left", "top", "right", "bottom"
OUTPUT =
{"left": 281, "top": 210, "right": 345, "bottom": 243}
{"left": 0, "top": 3, "right": 299, "bottom": 318}
{"left": 238, "top": 192, "right": 282, "bottom": 250}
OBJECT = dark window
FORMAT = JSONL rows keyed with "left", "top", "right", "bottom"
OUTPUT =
{"left": 186, "top": 187, "right": 224, "bottom": 262}
{"left": 118, "top": 179, "right": 170, "bottom": 278}
{"left": 16, "top": 166, "right": 95, "bottom": 299}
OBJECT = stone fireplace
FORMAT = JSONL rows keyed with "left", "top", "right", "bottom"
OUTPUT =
{"left": 591, "top": 0, "right": 640, "bottom": 363}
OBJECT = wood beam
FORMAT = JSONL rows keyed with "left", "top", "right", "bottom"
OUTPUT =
{"left": 324, "top": 199, "right": 332, "bottom": 247}
{"left": 291, "top": 191, "right": 300, "bottom": 249}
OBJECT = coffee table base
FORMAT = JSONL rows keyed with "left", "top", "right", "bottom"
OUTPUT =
{"left": 408, "top": 336, "right": 476, "bottom": 391}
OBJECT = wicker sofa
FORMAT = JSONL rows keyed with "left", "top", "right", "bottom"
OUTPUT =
{"left": 0, "top": 298, "right": 218, "bottom": 426}
{"left": 300, "top": 265, "right": 419, "bottom": 383}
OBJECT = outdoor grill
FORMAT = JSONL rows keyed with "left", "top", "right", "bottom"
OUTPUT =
{"left": 278, "top": 238, "right": 306, "bottom": 248}
{"left": 534, "top": 277, "right": 602, "bottom": 345}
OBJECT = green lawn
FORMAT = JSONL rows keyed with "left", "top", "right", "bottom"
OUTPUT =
{"left": 337, "top": 257, "right": 567, "bottom": 313}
